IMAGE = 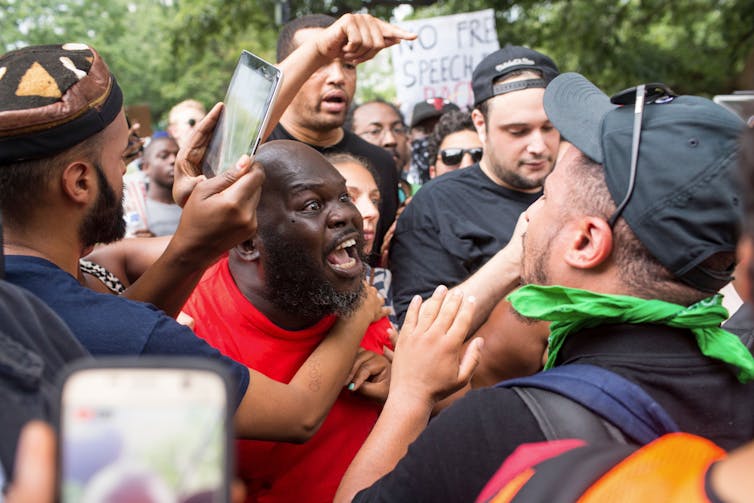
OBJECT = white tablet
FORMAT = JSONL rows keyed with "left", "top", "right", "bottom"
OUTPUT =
{"left": 201, "top": 50, "right": 283, "bottom": 177}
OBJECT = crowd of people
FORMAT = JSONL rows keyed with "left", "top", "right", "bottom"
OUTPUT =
{"left": 0, "top": 10, "right": 753, "bottom": 503}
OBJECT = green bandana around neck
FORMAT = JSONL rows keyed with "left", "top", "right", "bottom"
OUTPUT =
{"left": 507, "top": 284, "right": 754, "bottom": 383}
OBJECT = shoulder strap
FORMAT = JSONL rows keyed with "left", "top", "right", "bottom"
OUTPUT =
{"left": 512, "top": 387, "right": 629, "bottom": 443}
{"left": 498, "top": 364, "right": 679, "bottom": 444}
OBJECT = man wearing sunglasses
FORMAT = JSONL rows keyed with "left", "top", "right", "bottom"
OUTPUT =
{"left": 335, "top": 73, "right": 751, "bottom": 503}
{"left": 425, "top": 110, "right": 483, "bottom": 179}
{"left": 389, "top": 45, "right": 560, "bottom": 326}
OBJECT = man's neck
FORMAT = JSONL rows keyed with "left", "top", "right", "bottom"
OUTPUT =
{"left": 228, "top": 253, "right": 323, "bottom": 330}
{"left": 147, "top": 185, "right": 176, "bottom": 205}
{"left": 279, "top": 115, "right": 345, "bottom": 148}
{"left": 3, "top": 227, "right": 83, "bottom": 277}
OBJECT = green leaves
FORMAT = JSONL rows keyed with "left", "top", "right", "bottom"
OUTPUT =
{"left": 2, "top": 0, "right": 751, "bottom": 127}
{"left": 411, "top": 0, "right": 754, "bottom": 96}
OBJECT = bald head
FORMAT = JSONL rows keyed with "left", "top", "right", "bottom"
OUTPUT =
{"left": 234, "top": 140, "right": 365, "bottom": 326}
{"left": 254, "top": 140, "right": 346, "bottom": 212}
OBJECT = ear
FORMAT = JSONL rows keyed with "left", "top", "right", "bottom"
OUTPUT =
{"left": 563, "top": 216, "right": 614, "bottom": 270}
{"left": 735, "top": 237, "right": 753, "bottom": 303}
{"left": 60, "top": 161, "right": 97, "bottom": 206}
{"left": 234, "top": 238, "right": 260, "bottom": 262}
{"left": 429, "top": 164, "right": 437, "bottom": 179}
{"left": 471, "top": 108, "right": 487, "bottom": 143}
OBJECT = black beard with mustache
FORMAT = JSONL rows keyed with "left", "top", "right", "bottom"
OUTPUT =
{"left": 79, "top": 163, "right": 126, "bottom": 248}
{"left": 259, "top": 225, "right": 366, "bottom": 321}
{"left": 492, "top": 157, "right": 555, "bottom": 191}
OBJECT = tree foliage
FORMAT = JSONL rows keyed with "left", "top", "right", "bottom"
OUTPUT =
{"left": 411, "top": 0, "right": 754, "bottom": 96}
{"left": 1, "top": 0, "right": 751, "bottom": 125}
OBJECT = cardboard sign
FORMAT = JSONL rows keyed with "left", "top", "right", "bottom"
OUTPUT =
{"left": 391, "top": 9, "right": 499, "bottom": 119}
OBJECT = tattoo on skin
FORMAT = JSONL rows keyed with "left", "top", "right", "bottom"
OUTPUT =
{"left": 308, "top": 357, "right": 322, "bottom": 392}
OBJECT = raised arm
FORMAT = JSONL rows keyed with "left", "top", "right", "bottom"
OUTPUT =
{"left": 264, "top": 13, "right": 416, "bottom": 141}
{"left": 234, "top": 282, "right": 384, "bottom": 441}
{"left": 103, "top": 105, "right": 262, "bottom": 316}
{"left": 452, "top": 211, "right": 528, "bottom": 334}
{"left": 335, "top": 286, "right": 483, "bottom": 502}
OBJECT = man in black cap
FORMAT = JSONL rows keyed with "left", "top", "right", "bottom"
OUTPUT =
{"left": 335, "top": 73, "right": 753, "bottom": 503}
{"left": 407, "top": 97, "right": 460, "bottom": 185}
{"left": 389, "top": 45, "right": 561, "bottom": 325}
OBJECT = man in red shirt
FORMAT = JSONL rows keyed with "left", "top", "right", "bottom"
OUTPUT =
{"left": 183, "top": 140, "right": 392, "bottom": 502}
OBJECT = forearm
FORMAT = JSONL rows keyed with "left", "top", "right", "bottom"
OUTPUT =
{"left": 263, "top": 42, "right": 328, "bottom": 141}
{"left": 234, "top": 305, "right": 373, "bottom": 441}
{"left": 453, "top": 244, "right": 521, "bottom": 334}
{"left": 121, "top": 238, "right": 211, "bottom": 317}
{"left": 335, "top": 393, "right": 432, "bottom": 503}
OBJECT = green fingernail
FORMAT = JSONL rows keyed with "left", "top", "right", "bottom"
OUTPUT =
{"left": 348, "top": 383, "right": 355, "bottom": 391}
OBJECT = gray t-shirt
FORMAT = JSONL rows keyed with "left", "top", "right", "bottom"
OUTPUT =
{"left": 145, "top": 198, "right": 182, "bottom": 236}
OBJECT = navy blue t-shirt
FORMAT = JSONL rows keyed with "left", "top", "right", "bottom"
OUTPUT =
{"left": 5, "top": 255, "right": 249, "bottom": 407}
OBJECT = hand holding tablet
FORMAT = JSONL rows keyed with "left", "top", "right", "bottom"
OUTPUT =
{"left": 201, "top": 51, "right": 283, "bottom": 178}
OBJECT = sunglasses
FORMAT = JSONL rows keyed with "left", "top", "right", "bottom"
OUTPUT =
{"left": 606, "top": 83, "right": 677, "bottom": 228}
{"left": 440, "top": 147, "right": 483, "bottom": 166}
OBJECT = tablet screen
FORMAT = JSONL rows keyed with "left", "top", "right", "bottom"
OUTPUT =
{"left": 201, "top": 51, "right": 282, "bottom": 177}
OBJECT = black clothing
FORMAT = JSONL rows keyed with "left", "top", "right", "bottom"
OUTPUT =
{"left": 724, "top": 302, "right": 754, "bottom": 350}
{"left": 0, "top": 280, "right": 89, "bottom": 481}
{"left": 389, "top": 164, "right": 540, "bottom": 322}
{"left": 354, "top": 323, "right": 754, "bottom": 502}
{"left": 269, "top": 124, "right": 399, "bottom": 256}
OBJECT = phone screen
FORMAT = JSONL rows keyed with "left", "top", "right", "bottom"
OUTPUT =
{"left": 59, "top": 365, "right": 229, "bottom": 503}
{"left": 201, "top": 50, "right": 282, "bottom": 177}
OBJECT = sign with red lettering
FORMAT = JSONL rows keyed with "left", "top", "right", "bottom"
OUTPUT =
{"left": 391, "top": 9, "right": 499, "bottom": 117}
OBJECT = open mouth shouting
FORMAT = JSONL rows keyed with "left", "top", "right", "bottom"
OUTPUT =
{"left": 321, "top": 90, "right": 348, "bottom": 114}
{"left": 326, "top": 234, "right": 364, "bottom": 278}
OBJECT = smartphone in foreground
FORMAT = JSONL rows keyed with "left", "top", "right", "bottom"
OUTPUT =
{"left": 58, "top": 358, "right": 232, "bottom": 503}
{"left": 201, "top": 50, "right": 283, "bottom": 177}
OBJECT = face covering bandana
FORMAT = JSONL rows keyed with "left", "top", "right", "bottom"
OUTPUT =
{"left": 508, "top": 284, "right": 754, "bottom": 383}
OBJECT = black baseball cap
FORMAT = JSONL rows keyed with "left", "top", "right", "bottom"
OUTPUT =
{"left": 472, "top": 45, "right": 559, "bottom": 107}
{"left": 0, "top": 43, "right": 123, "bottom": 164}
{"left": 544, "top": 72, "right": 744, "bottom": 293}
{"left": 410, "top": 98, "right": 460, "bottom": 128}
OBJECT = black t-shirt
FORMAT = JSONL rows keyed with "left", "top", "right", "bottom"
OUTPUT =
{"left": 354, "top": 323, "right": 754, "bottom": 502}
{"left": 269, "top": 124, "right": 399, "bottom": 256}
{"left": 0, "top": 280, "right": 89, "bottom": 481}
{"left": 723, "top": 302, "right": 754, "bottom": 349}
{"left": 389, "top": 164, "right": 540, "bottom": 323}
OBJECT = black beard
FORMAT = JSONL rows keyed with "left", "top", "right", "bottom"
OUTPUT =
{"left": 259, "top": 226, "right": 365, "bottom": 321}
{"left": 79, "top": 164, "right": 126, "bottom": 248}
{"left": 492, "top": 157, "right": 555, "bottom": 192}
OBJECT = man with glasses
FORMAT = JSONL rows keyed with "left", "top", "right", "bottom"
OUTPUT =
{"left": 389, "top": 46, "right": 560, "bottom": 324}
{"left": 349, "top": 98, "right": 411, "bottom": 178}
{"left": 334, "top": 72, "right": 751, "bottom": 503}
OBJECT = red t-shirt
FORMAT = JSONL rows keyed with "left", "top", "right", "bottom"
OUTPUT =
{"left": 183, "top": 258, "right": 390, "bottom": 503}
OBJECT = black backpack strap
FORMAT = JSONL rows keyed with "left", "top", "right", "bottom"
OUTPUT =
{"left": 498, "top": 364, "right": 679, "bottom": 444}
{"left": 512, "top": 386, "right": 629, "bottom": 443}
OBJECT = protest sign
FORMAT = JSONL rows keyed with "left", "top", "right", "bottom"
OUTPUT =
{"left": 391, "top": 9, "right": 499, "bottom": 119}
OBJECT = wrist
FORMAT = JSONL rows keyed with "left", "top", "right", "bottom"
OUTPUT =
{"left": 161, "top": 234, "right": 215, "bottom": 271}
{"left": 383, "top": 388, "right": 434, "bottom": 422}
